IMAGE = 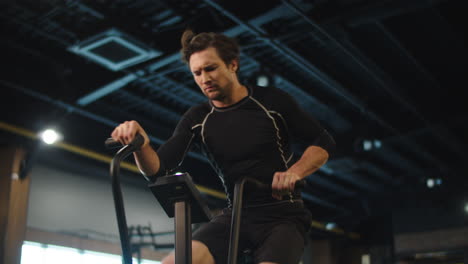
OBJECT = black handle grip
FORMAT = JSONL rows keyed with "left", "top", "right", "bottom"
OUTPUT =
{"left": 294, "top": 179, "right": 305, "bottom": 189}
{"left": 105, "top": 133, "right": 145, "bottom": 150}
{"left": 105, "top": 137, "right": 122, "bottom": 149}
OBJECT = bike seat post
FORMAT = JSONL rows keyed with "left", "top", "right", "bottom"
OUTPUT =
{"left": 148, "top": 173, "right": 212, "bottom": 264}
{"left": 174, "top": 199, "right": 191, "bottom": 264}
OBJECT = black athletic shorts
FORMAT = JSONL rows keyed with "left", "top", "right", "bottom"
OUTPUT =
{"left": 192, "top": 200, "right": 312, "bottom": 264}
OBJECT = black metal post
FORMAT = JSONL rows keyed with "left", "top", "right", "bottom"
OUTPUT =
{"left": 227, "top": 178, "right": 246, "bottom": 264}
{"left": 107, "top": 134, "right": 144, "bottom": 264}
{"left": 110, "top": 148, "right": 133, "bottom": 264}
{"left": 175, "top": 201, "right": 192, "bottom": 264}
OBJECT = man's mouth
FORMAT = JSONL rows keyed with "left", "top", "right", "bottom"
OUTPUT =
{"left": 204, "top": 86, "right": 216, "bottom": 92}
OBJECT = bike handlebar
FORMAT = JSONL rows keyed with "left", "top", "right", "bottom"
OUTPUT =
{"left": 242, "top": 177, "right": 305, "bottom": 191}
{"left": 105, "top": 134, "right": 145, "bottom": 150}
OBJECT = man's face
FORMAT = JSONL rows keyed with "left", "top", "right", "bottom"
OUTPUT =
{"left": 189, "top": 47, "right": 237, "bottom": 102}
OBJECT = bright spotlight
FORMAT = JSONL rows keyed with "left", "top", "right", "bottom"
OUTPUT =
{"left": 40, "top": 129, "right": 62, "bottom": 145}
{"left": 325, "top": 222, "right": 336, "bottom": 230}
{"left": 373, "top": 139, "right": 382, "bottom": 149}
{"left": 464, "top": 203, "right": 468, "bottom": 214}
{"left": 363, "top": 140, "right": 373, "bottom": 151}
{"left": 256, "top": 75, "right": 269, "bottom": 87}
{"left": 426, "top": 178, "right": 435, "bottom": 188}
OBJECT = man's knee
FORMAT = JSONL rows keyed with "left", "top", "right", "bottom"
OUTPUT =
{"left": 192, "top": 240, "right": 215, "bottom": 264}
{"left": 161, "top": 253, "right": 174, "bottom": 264}
{"left": 160, "top": 240, "right": 215, "bottom": 264}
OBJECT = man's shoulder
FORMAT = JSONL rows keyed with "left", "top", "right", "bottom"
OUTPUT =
{"left": 250, "top": 85, "right": 292, "bottom": 104}
{"left": 182, "top": 101, "right": 212, "bottom": 121}
{"left": 189, "top": 101, "right": 211, "bottom": 113}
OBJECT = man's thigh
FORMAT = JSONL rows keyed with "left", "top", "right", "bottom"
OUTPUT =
{"left": 161, "top": 240, "right": 215, "bottom": 264}
{"left": 253, "top": 222, "right": 306, "bottom": 264}
{"left": 192, "top": 215, "right": 232, "bottom": 264}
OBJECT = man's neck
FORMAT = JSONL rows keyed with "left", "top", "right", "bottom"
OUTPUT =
{"left": 212, "top": 83, "right": 248, "bottom": 108}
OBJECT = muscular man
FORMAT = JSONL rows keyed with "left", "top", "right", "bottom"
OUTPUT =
{"left": 111, "top": 30, "right": 335, "bottom": 264}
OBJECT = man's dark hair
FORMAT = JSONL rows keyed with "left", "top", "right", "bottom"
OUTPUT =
{"left": 180, "top": 29, "right": 240, "bottom": 72}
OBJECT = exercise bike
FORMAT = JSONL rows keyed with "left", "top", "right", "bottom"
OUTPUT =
{"left": 106, "top": 134, "right": 304, "bottom": 264}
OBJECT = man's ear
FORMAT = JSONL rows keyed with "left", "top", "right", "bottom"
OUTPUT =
{"left": 230, "top": 59, "right": 239, "bottom": 72}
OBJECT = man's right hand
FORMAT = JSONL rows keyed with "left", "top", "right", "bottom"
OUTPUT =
{"left": 111, "top": 120, "right": 150, "bottom": 149}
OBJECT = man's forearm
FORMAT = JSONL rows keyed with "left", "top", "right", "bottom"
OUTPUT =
{"left": 133, "top": 145, "right": 161, "bottom": 179}
{"left": 287, "top": 145, "right": 329, "bottom": 179}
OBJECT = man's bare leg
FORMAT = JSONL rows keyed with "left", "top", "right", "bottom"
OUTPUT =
{"left": 161, "top": 240, "right": 215, "bottom": 264}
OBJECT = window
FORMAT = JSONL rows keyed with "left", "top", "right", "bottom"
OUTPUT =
{"left": 21, "top": 241, "right": 160, "bottom": 264}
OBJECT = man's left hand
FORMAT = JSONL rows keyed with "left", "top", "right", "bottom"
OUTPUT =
{"left": 271, "top": 171, "right": 301, "bottom": 200}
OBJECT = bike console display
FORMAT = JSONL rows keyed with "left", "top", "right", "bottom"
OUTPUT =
{"left": 148, "top": 173, "right": 212, "bottom": 223}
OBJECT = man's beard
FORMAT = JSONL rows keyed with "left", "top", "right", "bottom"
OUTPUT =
{"left": 206, "top": 86, "right": 227, "bottom": 101}
{"left": 210, "top": 91, "right": 226, "bottom": 101}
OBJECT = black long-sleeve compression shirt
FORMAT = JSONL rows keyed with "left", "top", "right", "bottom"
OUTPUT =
{"left": 155, "top": 85, "right": 335, "bottom": 206}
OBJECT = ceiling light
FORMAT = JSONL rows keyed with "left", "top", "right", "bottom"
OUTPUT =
{"left": 355, "top": 138, "right": 383, "bottom": 152}
{"left": 256, "top": 75, "right": 269, "bottom": 87}
{"left": 39, "top": 129, "right": 62, "bottom": 145}
{"left": 363, "top": 140, "right": 373, "bottom": 151}
{"left": 426, "top": 178, "right": 435, "bottom": 188}
{"left": 464, "top": 203, "right": 468, "bottom": 214}
{"left": 325, "top": 222, "right": 336, "bottom": 230}
{"left": 373, "top": 139, "right": 382, "bottom": 149}
{"left": 69, "top": 28, "right": 161, "bottom": 71}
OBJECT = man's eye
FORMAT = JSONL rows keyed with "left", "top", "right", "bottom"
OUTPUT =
{"left": 205, "top": 66, "right": 216, "bottom": 72}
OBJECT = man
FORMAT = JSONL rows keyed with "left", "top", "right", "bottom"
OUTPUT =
{"left": 111, "top": 30, "right": 335, "bottom": 264}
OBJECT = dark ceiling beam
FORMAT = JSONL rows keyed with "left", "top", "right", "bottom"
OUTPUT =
{"left": 76, "top": 53, "right": 180, "bottom": 107}
{"left": 74, "top": 5, "right": 290, "bottom": 106}
{"left": 329, "top": 34, "right": 451, "bottom": 170}
{"left": 282, "top": 0, "right": 411, "bottom": 96}
{"left": 147, "top": 53, "right": 181, "bottom": 72}
{"left": 360, "top": 161, "right": 398, "bottom": 185}
{"left": 373, "top": 146, "right": 425, "bottom": 179}
{"left": 223, "top": 5, "right": 290, "bottom": 37}
{"left": 139, "top": 64, "right": 188, "bottom": 82}
{"left": 375, "top": 22, "right": 468, "bottom": 162}
{"left": 322, "top": 0, "right": 447, "bottom": 27}
{"left": 320, "top": 163, "right": 384, "bottom": 194}
{"left": 382, "top": 120, "right": 468, "bottom": 169}
{"left": 155, "top": 76, "right": 206, "bottom": 104}
{"left": 77, "top": 73, "right": 141, "bottom": 106}
{"left": 301, "top": 193, "right": 350, "bottom": 214}
{"left": 307, "top": 175, "right": 356, "bottom": 197}
{"left": 66, "top": 1, "right": 105, "bottom": 20}
{"left": 375, "top": 22, "right": 438, "bottom": 87}
{"left": 281, "top": 0, "right": 451, "bottom": 174}
{"left": 115, "top": 90, "right": 182, "bottom": 122}
{"left": 323, "top": 158, "right": 396, "bottom": 190}
{"left": 238, "top": 54, "right": 261, "bottom": 75}
{"left": 274, "top": 76, "right": 351, "bottom": 133}
{"left": 0, "top": 12, "right": 73, "bottom": 47}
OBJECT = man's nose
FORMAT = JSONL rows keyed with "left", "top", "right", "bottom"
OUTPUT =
{"left": 201, "top": 71, "right": 211, "bottom": 83}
